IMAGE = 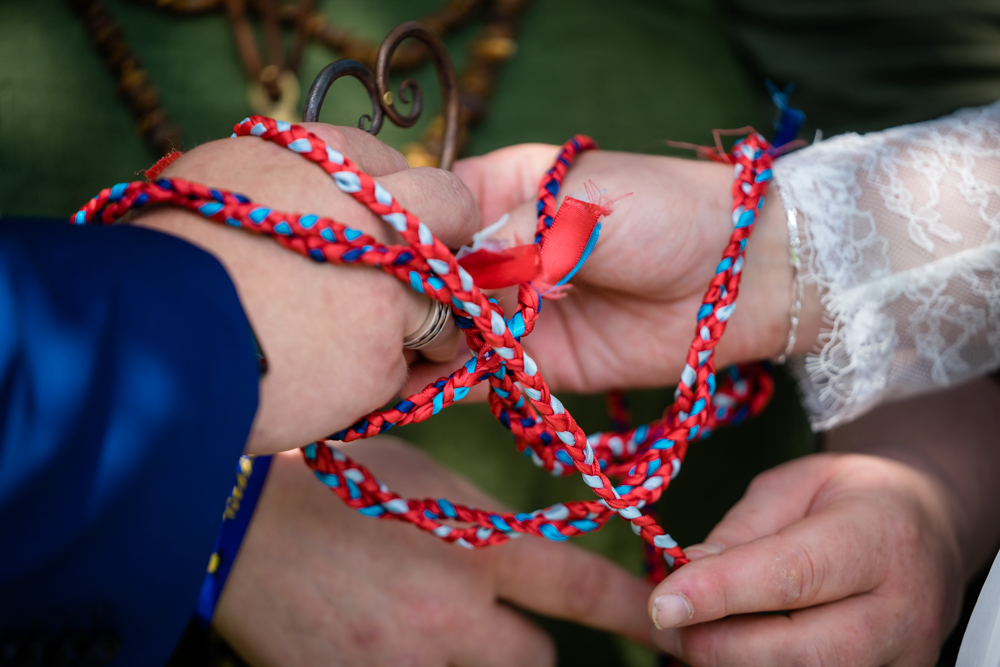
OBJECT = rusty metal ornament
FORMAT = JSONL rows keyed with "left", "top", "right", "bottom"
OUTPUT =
{"left": 302, "top": 20, "right": 459, "bottom": 170}
{"left": 303, "top": 59, "right": 384, "bottom": 134}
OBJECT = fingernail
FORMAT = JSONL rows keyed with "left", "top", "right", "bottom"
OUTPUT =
{"left": 651, "top": 594, "right": 693, "bottom": 629}
{"left": 651, "top": 627, "right": 682, "bottom": 655}
{"left": 684, "top": 542, "right": 724, "bottom": 561}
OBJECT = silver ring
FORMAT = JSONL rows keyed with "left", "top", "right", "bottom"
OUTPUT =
{"left": 403, "top": 299, "right": 452, "bottom": 350}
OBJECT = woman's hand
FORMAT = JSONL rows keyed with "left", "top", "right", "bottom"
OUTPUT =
{"left": 214, "top": 437, "right": 655, "bottom": 666}
{"left": 646, "top": 378, "right": 1000, "bottom": 666}
{"left": 416, "top": 144, "right": 821, "bottom": 396}
{"left": 134, "top": 125, "right": 480, "bottom": 454}
{"left": 648, "top": 453, "right": 963, "bottom": 665}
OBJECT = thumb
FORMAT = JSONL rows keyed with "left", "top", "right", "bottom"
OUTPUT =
{"left": 683, "top": 454, "right": 838, "bottom": 561}
{"left": 376, "top": 166, "right": 481, "bottom": 249}
{"left": 454, "top": 144, "right": 561, "bottom": 226}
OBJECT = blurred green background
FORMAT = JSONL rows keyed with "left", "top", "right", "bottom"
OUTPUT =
{"left": 0, "top": 0, "right": 781, "bottom": 214}
{"left": 5, "top": 0, "right": 982, "bottom": 664}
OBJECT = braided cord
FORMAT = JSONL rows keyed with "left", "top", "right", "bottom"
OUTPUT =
{"left": 73, "top": 116, "right": 774, "bottom": 570}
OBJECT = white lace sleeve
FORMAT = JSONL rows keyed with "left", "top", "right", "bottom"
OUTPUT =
{"left": 772, "top": 101, "right": 1000, "bottom": 431}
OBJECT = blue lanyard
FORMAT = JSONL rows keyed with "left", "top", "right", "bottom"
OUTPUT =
{"left": 195, "top": 454, "right": 272, "bottom": 626}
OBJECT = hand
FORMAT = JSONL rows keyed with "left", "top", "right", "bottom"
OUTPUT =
{"left": 645, "top": 378, "right": 1000, "bottom": 666}
{"left": 647, "top": 453, "right": 962, "bottom": 665}
{"left": 214, "top": 437, "right": 655, "bottom": 666}
{"left": 424, "top": 144, "right": 822, "bottom": 395}
{"left": 134, "top": 125, "right": 480, "bottom": 454}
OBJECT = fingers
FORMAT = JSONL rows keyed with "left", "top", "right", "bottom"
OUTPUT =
{"left": 454, "top": 144, "right": 561, "bottom": 225}
{"left": 450, "top": 604, "right": 555, "bottom": 667}
{"left": 402, "top": 341, "right": 493, "bottom": 402}
{"left": 653, "top": 594, "right": 913, "bottom": 667}
{"left": 495, "top": 537, "right": 654, "bottom": 644}
{"left": 476, "top": 199, "right": 539, "bottom": 248}
{"left": 300, "top": 128, "right": 484, "bottom": 363}
{"left": 161, "top": 132, "right": 403, "bottom": 246}
{"left": 275, "top": 123, "right": 483, "bottom": 247}
{"left": 301, "top": 128, "right": 481, "bottom": 247}
{"left": 686, "top": 456, "right": 839, "bottom": 560}
{"left": 649, "top": 499, "right": 892, "bottom": 630}
{"left": 401, "top": 292, "right": 462, "bottom": 363}
{"left": 377, "top": 166, "right": 481, "bottom": 248}
{"left": 291, "top": 132, "right": 480, "bottom": 363}
{"left": 301, "top": 123, "right": 410, "bottom": 176}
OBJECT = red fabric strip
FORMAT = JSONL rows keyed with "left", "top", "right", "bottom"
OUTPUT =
{"left": 456, "top": 196, "right": 605, "bottom": 292}
{"left": 536, "top": 197, "right": 605, "bottom": 292}
{"left": 144, "top": 150, "right": 183, "bottom": 180}
{"left": 457, "top": 245, "right": 541, "bottom": 289}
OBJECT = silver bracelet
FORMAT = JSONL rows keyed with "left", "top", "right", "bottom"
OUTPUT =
{"left": 774, "top": 206, "right": 803, "bottom": 364}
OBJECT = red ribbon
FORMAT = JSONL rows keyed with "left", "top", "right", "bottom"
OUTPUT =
{"left": 455, "top": 244, "right": 540, "bottom": 290}
{"left": 458, "top": 196, "right": 607, "bottom": 294}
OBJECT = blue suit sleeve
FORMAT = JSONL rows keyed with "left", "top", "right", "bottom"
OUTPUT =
{"left": 0, "top": 217, "right": 260, "bottom": 666}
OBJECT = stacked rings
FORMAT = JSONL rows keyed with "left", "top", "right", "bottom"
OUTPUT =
{"left": 403, "top": 299, "right": 452, "bottom": 350}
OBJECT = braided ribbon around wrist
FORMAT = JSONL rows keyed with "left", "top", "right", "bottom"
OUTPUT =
{"left": 73, "top": 116, "right": 774, "bottom": 570}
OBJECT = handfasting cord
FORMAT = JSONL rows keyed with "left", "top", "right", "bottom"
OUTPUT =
{"left": 73, "top": 115, "right": 774, "bottom": 572}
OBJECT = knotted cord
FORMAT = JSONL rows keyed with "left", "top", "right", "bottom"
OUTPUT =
{"left": 74, "top": 115, "right": 774, "bottom": 571}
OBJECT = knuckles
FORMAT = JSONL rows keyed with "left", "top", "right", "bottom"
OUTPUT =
{"left": 774, "top": 541, "right": 824, "bottom": 608}
{"left": 302, "top": 123, "right": 410, "bottom": 175}
{"left": 300, "top": 122, "right": 348, "bottom": 154}
{"left": 404, "top": 167, "right": 481, "bottom": 241}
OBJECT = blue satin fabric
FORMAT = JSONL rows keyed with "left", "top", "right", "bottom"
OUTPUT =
{"left": 0, "top": 217, "right": 259, "bottom": 666}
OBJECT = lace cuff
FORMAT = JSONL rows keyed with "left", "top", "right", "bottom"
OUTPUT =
{"left": 772, "top": 101, "right": 1000, "bottom": 431}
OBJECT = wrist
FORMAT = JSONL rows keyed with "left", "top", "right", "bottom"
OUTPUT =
{"left": 132, "top": 205, "right": 409, "bottom": 455}
{"left": 716, "top": 181, "right": 824, "bottom": 367}
{"left": 713, "top": 180, "right": 794, "bottom": 367}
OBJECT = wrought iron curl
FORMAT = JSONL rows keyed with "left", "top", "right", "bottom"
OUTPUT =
{"left": 302, "top": 59, "right": 384, "bottom": 133}
{"left": 301, "top": 20, "right": 459, "bottom": 170}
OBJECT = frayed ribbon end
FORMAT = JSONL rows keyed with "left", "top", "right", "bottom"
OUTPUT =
{"left": 144, "top": 150, "right": 183, "bottom": 181}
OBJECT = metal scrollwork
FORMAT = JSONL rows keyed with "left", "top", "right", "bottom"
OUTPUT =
{"left": 303, "top": 59, "right": 384, "bottom": 134}
{"left": 302, "top": 20, "right": 459, "bottom": 170}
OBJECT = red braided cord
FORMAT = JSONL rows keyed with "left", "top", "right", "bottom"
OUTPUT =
{"left": 74, "top": 116, "right": 775, "bottom": 569}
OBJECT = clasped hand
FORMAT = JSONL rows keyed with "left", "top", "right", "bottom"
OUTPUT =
{"left": 144, "top": 127, "right": 1000, "bottom": 666}
{"left": 138, "top": 127, "right": 656, "bottom": 666}
{"left": 451, "top": 145, "right": 1000, "bottom": 666}
{"left": 135, "top": 124, "right": 478, "bottom": 454}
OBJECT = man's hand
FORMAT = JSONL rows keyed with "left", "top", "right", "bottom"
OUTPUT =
{"left": 646, "top": 378, "right": 1000, "bottom": 666}
{"left": 214, "top": 437, "right": 655, "bottom": 666}
{"left": 134, "top": 125, "right": 480, "bottom": 454}
{"left": 407, "top": 144, "right": 819, "bottom": 396}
